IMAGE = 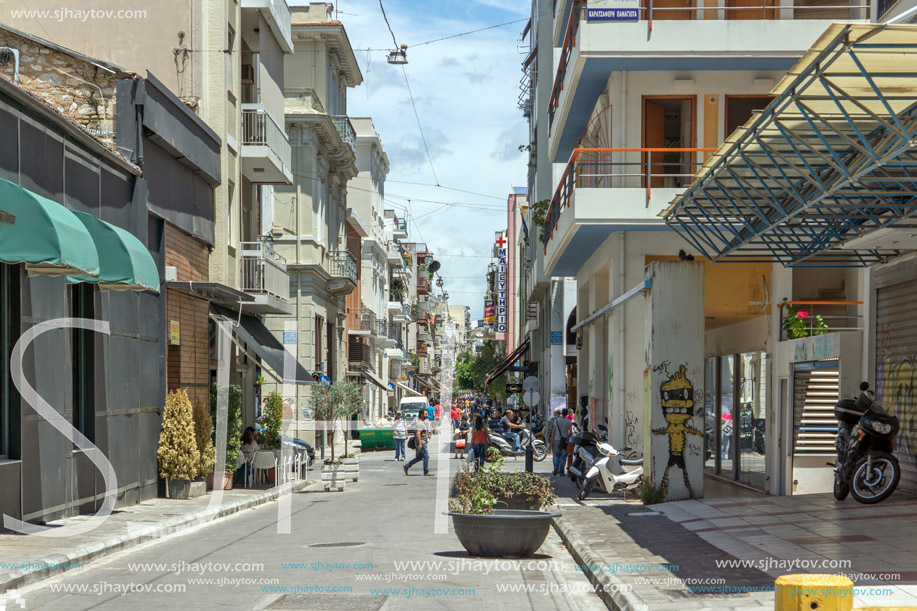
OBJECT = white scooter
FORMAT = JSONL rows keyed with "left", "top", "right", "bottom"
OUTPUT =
{"left": 577, "top": 441, "right": 643, "bottom": 500}
{"left": 489, "top": 428, "right": 548, "bottom": 461}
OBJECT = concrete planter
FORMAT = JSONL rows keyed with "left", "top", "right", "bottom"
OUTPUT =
{"left": 189, "top": 480, "right": 207, "bottom": 498}
{"left": 321, "top": 465, "right": 347, "bottom": 491}
{"left": 448, "top": 510, "right": 561, "bottom": 558}
{"left": 166, "top": 479, "right": 192, "bottom": 499}
{"left": 341, "top": 457, "right": 359, "bottom": 482}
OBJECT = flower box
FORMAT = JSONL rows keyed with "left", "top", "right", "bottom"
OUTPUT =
{"left": 321, "top": 465, "right": 346, "bottom": 491}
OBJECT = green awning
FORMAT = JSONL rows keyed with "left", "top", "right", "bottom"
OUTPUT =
{"left": 68, "top": 211, "right": 160, "bottom": 292}
{"left": 0, "top": 177, "right": 100, "bottom": 277}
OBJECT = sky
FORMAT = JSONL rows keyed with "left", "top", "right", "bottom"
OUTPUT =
{"left": 337, "top": 0, "right": 531, "bottom": 320}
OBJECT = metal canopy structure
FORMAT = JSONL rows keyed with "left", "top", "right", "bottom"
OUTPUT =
{"left": 664, "top": 24, "right": 917, "bottom": 267}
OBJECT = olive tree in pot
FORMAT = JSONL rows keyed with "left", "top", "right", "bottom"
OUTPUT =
{"left": 193, "top": 399, "right": 216, "bottom": 492}
{"left": 260, "top": 391, "right": 284, "bottom": 482}
{"left": 158, "top": 389, "right": 200, "bottom": 499}
{"left": 448, "top": 449, "right": 559, "bottom": 557}
{"left": 209, "top": 384, "right": 243, "bottom": 490}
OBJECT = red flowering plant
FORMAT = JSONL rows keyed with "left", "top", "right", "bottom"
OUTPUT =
{"left": 782, "top": 300, "right": 829, "bottom": 339}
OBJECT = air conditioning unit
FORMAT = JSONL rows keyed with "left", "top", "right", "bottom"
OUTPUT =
{"left": 241, "top": 64, "right": 255, "bottom": 84}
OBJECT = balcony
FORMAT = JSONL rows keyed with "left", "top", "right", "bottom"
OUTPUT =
{"left": 326, "top": 250, "right": 358, "bottom": 295}
{"left": 778, "top": 301, "right": 863, "bottom": 342}
{"left": 331, "top": 116, "right": 356, "bottom": 155}
{"left": 241, "top": 104, "right": 293, "bottom": 185}
{"left": 347, "top": 305, "right": 375, "bottom": 336}
{"left": 240, "top": 241, "right": 292, "bottom": 315}
{"left": 543, "top": 147, "right": 713, "bottom": 276}
{"left": 547, "top": 0, "right": 869, "bottom": 162}
{"left": 241, "top": 0, "right": 293, "bottom": 53}
{"left": 348, "top": 337, "right": 375, "bottom": 372}
{"left": 416, "top": 341, "right": 428, "bottom": 358}
{"left": 417, "top": 276, "right": 430, "bottom": 295}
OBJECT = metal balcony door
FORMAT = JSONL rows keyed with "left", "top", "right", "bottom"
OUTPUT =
{"left": 875, "top": 278, "right": 917, "bottom": 495}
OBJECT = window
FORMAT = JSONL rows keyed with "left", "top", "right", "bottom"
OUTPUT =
{"left": 1, "top": 264, "right": 11, "bottom": 457}
{"left": 70, "top": 283, "right": 95, "bottom": 442}
{"left": 314, "top": 315, "right": 324, "bottom": 371}
{"left": 226, "top": 26, "right": 235, "bottom": 93}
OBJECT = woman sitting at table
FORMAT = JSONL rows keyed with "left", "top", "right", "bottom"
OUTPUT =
{"left": 234, "top": 428, "right": 260, "bottom": 484}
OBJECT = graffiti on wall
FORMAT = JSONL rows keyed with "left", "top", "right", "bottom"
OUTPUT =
{"left": 652, "top": 364, "right": 703, "bottom": 498}
{"left": 876, "top": 350, "right": 916, "bottom": 463}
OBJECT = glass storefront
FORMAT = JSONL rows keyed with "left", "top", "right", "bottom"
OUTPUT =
{"left": 704, "top": 350, "right": 768, "bottom": 489}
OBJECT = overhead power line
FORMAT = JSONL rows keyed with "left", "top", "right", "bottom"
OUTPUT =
{"left": 378, "top": 0, "right": 400, "bottom": 48}
{"left": 400, "top": 65, "right": 440, "bottom": 186}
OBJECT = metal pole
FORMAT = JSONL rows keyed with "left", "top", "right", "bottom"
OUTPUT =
{"left": 525, "top": 389, "right": 534, "bottom": 473}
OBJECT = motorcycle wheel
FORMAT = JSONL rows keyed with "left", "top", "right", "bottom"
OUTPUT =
{"left": 577, "top": 478, "right": 594, "bottom": 501}
{"left": 833, "top": 473, "right": 850, "bottom": 501}
{"left": 533, "top": 443, "right": 547, "bottom": 462}
{"left": 850, "top": 452, "right": 900, "bottom": 504}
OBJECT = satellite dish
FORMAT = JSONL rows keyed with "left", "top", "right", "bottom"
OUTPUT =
{"left": 427, "top": 260, "right": 441, "bottom": 274}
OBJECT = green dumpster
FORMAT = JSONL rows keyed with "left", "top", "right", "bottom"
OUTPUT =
{"left": 360, "top": 427, "right": 395, "bottom": 451}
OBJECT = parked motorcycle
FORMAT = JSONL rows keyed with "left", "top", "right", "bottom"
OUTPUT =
{"left": 488, "top": 428, "right": 548, "bottom": 461}
{"left": 832, "top": 381, "right": 901, "bottom": 504}
{"left": 568, "top": 424, "right": 604, "bottom": 486}
{"left": 577, "top": 441, "right": 643, "bottom": 500}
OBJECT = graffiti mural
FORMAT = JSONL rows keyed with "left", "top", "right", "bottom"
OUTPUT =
{"left": 875, "top": 321, "right": 916, "bottom": 464}
{"left": 652, "top": 364, "right": 703, "bottom": 498}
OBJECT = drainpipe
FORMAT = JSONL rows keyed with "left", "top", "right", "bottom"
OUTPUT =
{"left": 0, "top": 47, "right": 20, "bottom": 84}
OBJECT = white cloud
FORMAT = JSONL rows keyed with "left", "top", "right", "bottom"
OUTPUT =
{"left": 340, "top": 0, "right": 528, "bottom": 319}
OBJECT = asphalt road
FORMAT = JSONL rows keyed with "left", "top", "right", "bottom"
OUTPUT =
{"left": 12, "top": 447, "right": 606, "bottom": 611}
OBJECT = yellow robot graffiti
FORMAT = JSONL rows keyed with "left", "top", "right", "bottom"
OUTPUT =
{"left": 652, "top": 364, "right": 702, "bottom": 498}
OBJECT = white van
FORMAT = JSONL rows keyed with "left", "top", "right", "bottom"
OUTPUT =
{"left": 399, "top": 396, "right": 429, "bottom": 422}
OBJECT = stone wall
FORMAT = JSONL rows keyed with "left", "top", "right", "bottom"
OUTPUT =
{"left": 0, "top": 28, "right": 129, "bottom": 148}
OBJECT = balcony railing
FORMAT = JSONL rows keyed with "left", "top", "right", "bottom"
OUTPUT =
{"left": 327, "top": 250, "right": 358, "bottom": 284}
{"left": 241, "top": 104, "right": 292, "bottom": 175}
{"left": 417, "top": 276, "right": 430, "bottom": 295}
{"left": 241, "top": 241, "right": 289, "bottom": 301}
{"left": 778, "top": 301, "right": 863, "bottom": 341}
{"left": 543, "top": 147, "right": 715, "bottom": 245}
{"left": 547, "top": 0, "right": 870, "bottom": 128}
{"left": 348, "top": 306, "right": 376, "bottom": 333}
{"left": 331, "top": 116, "right": 356, "bottom": 155}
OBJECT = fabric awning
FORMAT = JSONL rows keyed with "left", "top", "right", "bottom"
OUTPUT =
{"left": 664, "top": 23, "right": 917, "bottom": 267}
{"left": 68, "top": 211, "right": 159, "bottom": 292}
{"left": 393, "top": 380, "right": 422, "bottom": 397}
{"left": 211, "top": 304, "right": 316, "bottom": 385}
{"left": 414, "top": 375, "right": 435, "bottom": 391}
{"left": 0, "top": 177, "right": 99, "bottom": 277}
{"left": 362, "top": 368, "right": 393, "bottom": 394}
{"left": 484, "top": 339, "right": 531, "bottom": 388}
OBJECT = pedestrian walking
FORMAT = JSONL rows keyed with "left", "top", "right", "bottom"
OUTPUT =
{"left": 450, "top": 404, "right": 461, "bottom": 431}
{"left": 471, "top": 414, "right": 489, "bottom": 469}
{"left": 404, "top": 409, "right": 433, "bottom": 476}
{"left": 392, "top": 412, "right": 407, "bottom": 461}
{"left": 454, "top": 416, "right": 469, "bottom": 459}
{"left": 549, "top": 408, "right": 573, "bottom": 476}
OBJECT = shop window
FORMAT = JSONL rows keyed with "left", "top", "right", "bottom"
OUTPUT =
{"left": 315, "top": 314, "right": 324, "bottom": 371}
{"left": 70, "top": 283, "right": 95, "bottom": 443}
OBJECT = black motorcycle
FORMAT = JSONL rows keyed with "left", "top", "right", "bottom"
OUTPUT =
{"left": 833, "top": 381, "right": 901, "bottom": 504}
{"left": 568, "top": 424, "right": 605, "bottom": 485}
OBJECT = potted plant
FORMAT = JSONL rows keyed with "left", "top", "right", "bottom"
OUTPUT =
{"left": 782, "top": 299, "right": 829, "bottom": 339}
{"left": 157, "top": 389, "right": 200, "bottom": 499}
{"left": 336, "top": 380, "right": 366, "bottom": 461}
{"left": 321, "top": 458, "right": 346, "bottom": 491}
{"left": 259, "top": 391, "right": 284, "bottom": 482}
{"left": 448, "top": 449, "right": 560, "bottom": 557}
{"left": 193, "top": 400, "right": 217, "bottom": 492}
{"left": 209, "top": 384, "right": 243, "bottom": 490}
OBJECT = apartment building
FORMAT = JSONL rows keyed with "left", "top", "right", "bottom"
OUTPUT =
{"left": 383, "top": 211, "right": 418, "bottom": 404}
{"left": 538, "top": 0, "right": 877, "bottom": 500}
{"left": 5, "top": 0, "right": 315, "bottom": 431}
{"left": 350, "top": 118, "right": 395, "bottom": 419}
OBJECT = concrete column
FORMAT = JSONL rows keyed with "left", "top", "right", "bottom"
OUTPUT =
{"left": 549, "top": 280, "right": 567, "bottom": 411}
{"left": 643, "top": 261, "right": 705, "bottom": 501}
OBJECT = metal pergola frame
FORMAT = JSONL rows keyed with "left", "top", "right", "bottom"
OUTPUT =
{"left": 663, "top": 23, "right": 917, "bottom": 267}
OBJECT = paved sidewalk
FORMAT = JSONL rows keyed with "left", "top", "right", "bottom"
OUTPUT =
{"left": 551, "top": 471, "right": 917, "bottom": 610}
{"left": 0, "top": 478, "right": 312, "bottom": 594}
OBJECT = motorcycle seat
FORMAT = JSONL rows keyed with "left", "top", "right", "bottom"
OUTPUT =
{"left": 619, "top": 458, "right": 643, "bottom": 466}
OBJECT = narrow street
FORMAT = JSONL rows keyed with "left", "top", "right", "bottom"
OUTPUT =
{"left": 11, "top": 450, "right": 604, "bottom": 611}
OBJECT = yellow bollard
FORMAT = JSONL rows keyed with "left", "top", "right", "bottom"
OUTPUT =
{"left": 775, "top": 574, "right": 854, "bottom": 611}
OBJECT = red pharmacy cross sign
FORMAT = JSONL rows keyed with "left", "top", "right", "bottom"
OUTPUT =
{"left": 495, "top": 236, "right": 506, "bottom": 248}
